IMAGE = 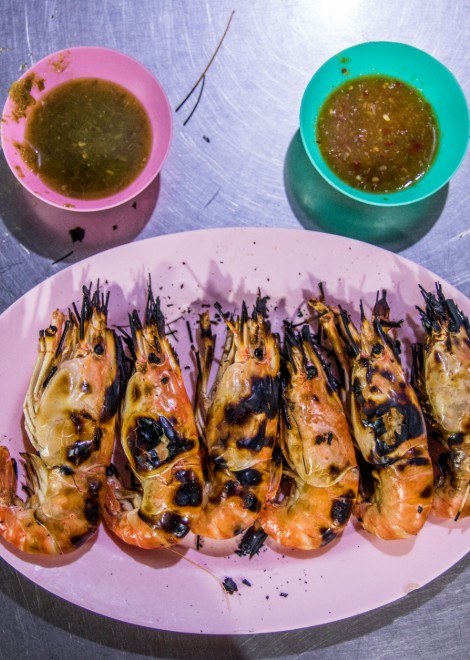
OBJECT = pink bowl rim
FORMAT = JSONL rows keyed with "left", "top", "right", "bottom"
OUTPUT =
{"left": 1, "top": 46, "right": 173, "bottom": 212}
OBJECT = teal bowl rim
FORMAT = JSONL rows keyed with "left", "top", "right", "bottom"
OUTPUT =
{"left": 299, "top": 41, "right": 469, "bottom": 207}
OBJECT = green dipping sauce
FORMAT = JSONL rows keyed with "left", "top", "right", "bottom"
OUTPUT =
{"left": 316, "top": 75, "right": 439, "bottom": 193}
{"left": 22, "top": 78, "right": 152, "bottom": 199}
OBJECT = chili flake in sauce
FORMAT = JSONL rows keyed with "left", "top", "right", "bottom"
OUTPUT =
{"left": 21, "top": 78, "right": 152, "bottom": 200}
{"left": 316, "top": 75, "right": 439, "bottom": 193}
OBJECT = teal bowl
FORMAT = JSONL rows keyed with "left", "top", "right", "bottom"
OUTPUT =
{"left": 300, "top": 42, "right": 469, "bottom": 206}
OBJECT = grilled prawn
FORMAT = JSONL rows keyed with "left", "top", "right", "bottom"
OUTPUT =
{"left": 412, "top": 284, "right": 470, "bottom": 520}
{"left": 310, "top": 292, "right": 434, "bottom": 540}
{"left": 239, "top": 325, "right": 358, "bottom": 554}
{"left": 0, "top": 285, "right": 122, "bottom": 553}
{"left": 103, "top": 287, "right": 204, "bottom": 548}
{"left": 192, "top": 297, "right": 281, "bottom": 539}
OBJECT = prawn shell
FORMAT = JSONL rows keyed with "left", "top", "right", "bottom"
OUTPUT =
{"left": 104, "top": 297, "right": 205, "bottom": 549}
{"left": 194, "top": 306, "right": 281, "bottom": 539}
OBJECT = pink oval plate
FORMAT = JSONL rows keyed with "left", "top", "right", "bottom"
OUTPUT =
{"left": 0, "top": 47, "right": 172, "bottom": 212}
{"left": 0, "top": 228, "right": 468, "bottom": 634}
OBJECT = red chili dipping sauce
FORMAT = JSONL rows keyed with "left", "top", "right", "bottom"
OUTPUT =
{"left": 316, "top": 75, "right": 439, "bottom": 193}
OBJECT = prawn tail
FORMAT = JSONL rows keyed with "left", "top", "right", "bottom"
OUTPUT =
{"left": 0, "top": 446, "right": 17, "bottom": 501}
{"left": 236, "top": 522, "right": 268, "bottom": 558}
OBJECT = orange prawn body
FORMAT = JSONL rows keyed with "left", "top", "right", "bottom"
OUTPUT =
{"left": 103, "top": 289, "right": 204, "bottom": 549}
{"left": 0, "top": 286, "right": 122, "bottom": 554}
{"left": 254, "top": 325, "right": 359, "bottom": 550}
{"left": 193, "top": 299, "right": 281, "bottom": 539}
{"left": 310, "top": 293, "right": 433, "bottom": 540}
{"left": 412, "top": 284, "right": 470, "bottom": 519}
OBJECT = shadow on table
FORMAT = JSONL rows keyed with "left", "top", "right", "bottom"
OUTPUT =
{"left": 284, "top": 131, "right": 448, "bottom": 252}
{"left": 0, "top": 550, "right": 468, "bottom": 658}
{"left": 0, "top": 152, "right": 160, "bottom": 264}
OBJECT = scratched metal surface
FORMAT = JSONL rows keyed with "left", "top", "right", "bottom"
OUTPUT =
{"left": 0, "top": 0, "right": 468, "bottom": 658}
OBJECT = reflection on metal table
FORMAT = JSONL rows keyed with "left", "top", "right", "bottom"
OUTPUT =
{"left": 0, "top": 1, "right": 468, "bottom": 658}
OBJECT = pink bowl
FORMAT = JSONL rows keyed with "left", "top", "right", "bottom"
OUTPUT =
{"left": 1, "top": 47, "right": 172, "bottom": 212}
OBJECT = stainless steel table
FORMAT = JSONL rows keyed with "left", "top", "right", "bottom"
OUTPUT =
{"left": 0, "top": 1, "right": 468, "bottom": 657}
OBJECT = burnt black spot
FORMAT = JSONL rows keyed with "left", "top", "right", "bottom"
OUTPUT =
{"left": 306, "top": 365, "right": 318, "bottom": 380}
{"left": 174, "top": 481, "right": 202, "bottom": 507}
{"left": 224, "top": 480, "right": 239, "bottom": 497}
{"left": 157, "top": 511, "right": 189, "bottom": 538}
{"left": 236, "top": 525, "right": 268, "bottom": 557}
{"left": 106, "top": 464, "right": 118, "bottom": 477}
{"left": 417, "top": 505, "right": 423, "bottom": 513}
{"left": 315, "top": 432, "right": 334, "bottom": 445}
{"left": 70, "top": 412, "right": 83, "bottom": 432}
{"left": 161, "top": 376, "right": 169, "bottom": 384}
{"left": 320, "top": 527, "right": 337, "bottom": 545}
{"left": 234, "top": 468, "right": 262, "bottom": 486}
{"left": 372, "top": 343, "right": 383, "bottom": 355}
{"left": 329, "top": 465, "right": 340, "bottom": 477}
{"left": 242, "top": 579, "right": 252, "bottom": 587}
{"left": 101, "top": 377, "right": 120, "bottom": 421}
{"left": 67, "top": 440, "right": 94, "bottom": 466}
{"left": 225, "top": 376, "right": 279, "bottom": 425}
{"left": 94, "top": 343, "right": 104, "bottom": 355}
{"left": 330, "top": 498, "right": 353, "bottom": 526}
{"left": 254, "top": 348, "right": 264, "bottom": 360}
{"left": 223, "top": 577, "right": 238, "bottom": 594}
{"left": 420, "top": 485, "right": 433, "bottom": 499}
{"left": 448, "top": 433, "right": 464, "bottom": 447}
{"left": 407, "top": 456, "right": 430, "bottom": 467}
{"left": 93, "top": 427, "right": 103, "bottom": 449}
{"left": 59, "top": 464, "right": 74, "bottom": 476}
{"left": 352, "top": 378, "right": 365, "bottom": 405}
{"left": 84, "top": 485, "right": 101, "bottom": 526}
{"left": 148, "top": 352, "right": 161, "bottom": 364}
{"left": 127, "top": 416, "right": 194, "bottom": 472}
{"left": 81, "top": 381, "right": 90, "bottom": 393}
{"left": 381, "top": 370, "right": 394, "bottom": 381}
{"left": 243, "top": 492, "right": 261, "bottom": 512}
{"left": 236, "top": 419, "right": 274, "bottom": 452}
{"left": 363, "top": 400, "right": 425, "bottom": 459}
